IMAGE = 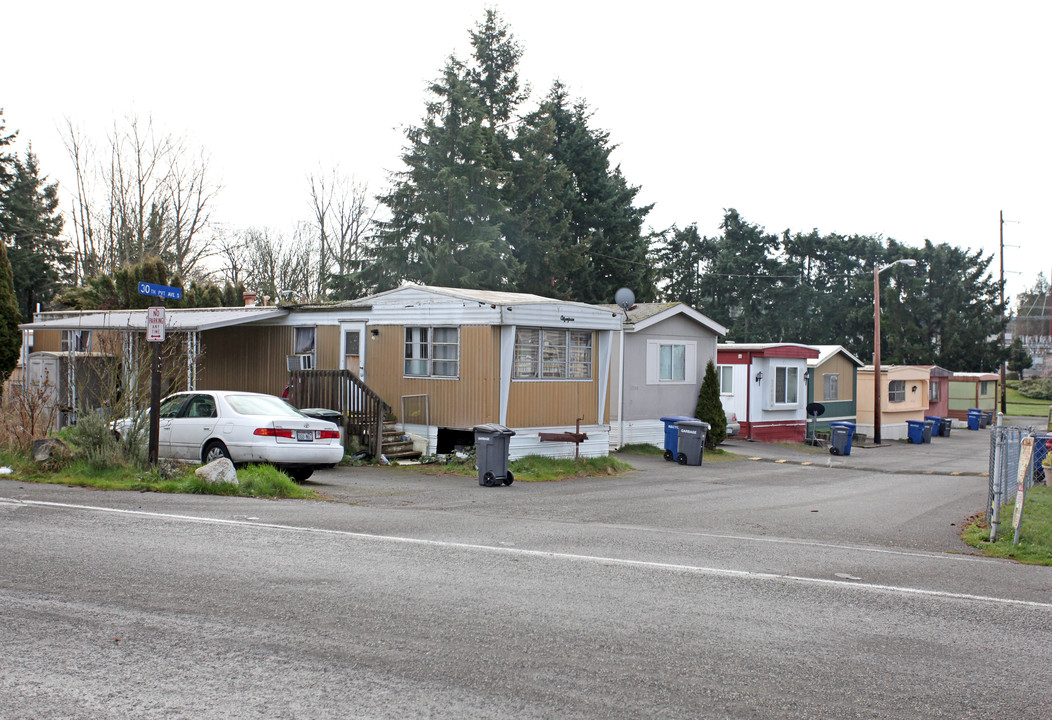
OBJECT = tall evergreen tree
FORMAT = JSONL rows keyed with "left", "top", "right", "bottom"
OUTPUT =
{"left": 695, "top": 360, "right": 727, "bottom": 449}
{"left": 2, "top": 149, "right": 69, "bottom": 320}
{"left": 0, "top": 236, "right": 21, "bottom": 382}
{"left": 366, "top": 54, "right": 519, "bottom": 291}
{"left": 536, "top": 84, "right": 655, "bottom": 304}
{"left": 655, "top": 224, "right": 706, "bottom": 308}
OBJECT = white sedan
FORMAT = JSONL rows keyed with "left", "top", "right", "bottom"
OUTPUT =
{"left": 114, "top": 391, "right": 343, "bottom": 481}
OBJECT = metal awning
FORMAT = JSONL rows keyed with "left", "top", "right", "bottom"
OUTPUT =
{"left": 20, "top": 307, "right": 288, "bottom": 333}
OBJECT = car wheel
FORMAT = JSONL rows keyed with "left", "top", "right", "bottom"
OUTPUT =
{"left": 663, "top": 450, "right": 674, "bottom": 462}
{"left": 202, "top": 441, "right": 231, "bottom": 464}
{"left": 286, "top": 467, "right": 314, "bottom": 482}
{"left": 503, "top": 471, "right": 514, "bottom": 486}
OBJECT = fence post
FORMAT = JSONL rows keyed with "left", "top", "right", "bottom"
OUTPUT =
{"left": 990, "top": 413, "right": 1004, "bottom": 541}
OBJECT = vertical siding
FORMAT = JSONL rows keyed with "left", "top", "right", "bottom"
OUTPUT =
{"left": 33, "top": 330, "right": 64, "bottom": 352}
{"left": 198, "top": 326, "right": 292, "bottom": 395}
{"left": 317, "top": 325, "right": 340, "bottom": 370}
{"left": 365, "top": 325, "right": 500, "bottom": 428}
{"left": 507, "top": 340, "right": 601, "bottom": 427}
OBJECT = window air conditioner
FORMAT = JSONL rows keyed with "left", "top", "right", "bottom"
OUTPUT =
{"left": 286, "top": 354, "right": 314, "bottom": 371}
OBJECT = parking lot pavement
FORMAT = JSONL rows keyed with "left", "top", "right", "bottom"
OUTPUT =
{"left": 720, "top": 425, "right": 993, "bottom": 476}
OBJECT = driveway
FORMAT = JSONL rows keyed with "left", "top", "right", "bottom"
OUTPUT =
{"left": 305, "top": 422, "right": 996, "bottom": 555}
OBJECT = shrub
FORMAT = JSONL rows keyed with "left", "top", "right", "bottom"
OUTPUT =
{"left": 1017, "top": 378, "right": 1052, "bottom": 401}
{"left": 0, "top": 381, "right": 59, "bottom": 453}
{"left": 67, "top": 408, "right": 125, "bottom": 472}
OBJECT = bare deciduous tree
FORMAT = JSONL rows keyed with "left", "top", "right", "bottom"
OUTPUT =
{"left": 307, "top": 166, "right": 376, "bottom": 301}
{"left": 63, "top": 114, "right": 220, "bottom": 282}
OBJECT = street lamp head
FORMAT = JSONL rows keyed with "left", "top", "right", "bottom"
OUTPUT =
{"left": 878, "top": 258, "right": 918, "bottom": 274}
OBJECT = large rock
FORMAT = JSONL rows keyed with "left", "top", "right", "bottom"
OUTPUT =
{"left": 195, "top": 458, "right": 238, "bottom": 486}
{"left": 33, "top": 438, "right": 70, "bottom": 463}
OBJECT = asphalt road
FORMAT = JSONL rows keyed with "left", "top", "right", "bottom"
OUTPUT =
{"left": 2, "top": 433, "right": 1051, "bottom": 719}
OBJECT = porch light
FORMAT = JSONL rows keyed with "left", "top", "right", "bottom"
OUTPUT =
{"left": 755, "top": 371, "right": 763, "bottom": 383}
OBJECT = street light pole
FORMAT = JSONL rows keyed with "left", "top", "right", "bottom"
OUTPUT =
{"left": 873, "top": 258, "right": 917, "bottom": 445}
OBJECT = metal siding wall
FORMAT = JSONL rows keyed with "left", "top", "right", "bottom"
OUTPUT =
{"left": 317, "top": 325, "right": 340, "bottom": 370}
{"left": 33, "top": 330, "right": 63, "bottom": 352}
{"left": 506, "top": 342, "right": 601, "bottom": 428}
{"left": 366, "top": 325, "right": 500, "bottom": 428}
{"left": 198, "top": 326, "right": 292, "bottom": 395}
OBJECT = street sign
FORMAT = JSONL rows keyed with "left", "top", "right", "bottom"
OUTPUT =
{"left": 146, "top": 306, "right": 166, "bottom": 342}
{"left": 138, "top": 281, "right": 182, "bottom": 300}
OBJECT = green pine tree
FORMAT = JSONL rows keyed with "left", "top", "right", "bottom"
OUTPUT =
{"left": 695, "top": 360, "right": 727, "bottom": 449}
{"left": 0, "top": 237, "right": 21, "bottom": 383}
{"left": 2, "top": 149, "right": 69, "bottom": 320}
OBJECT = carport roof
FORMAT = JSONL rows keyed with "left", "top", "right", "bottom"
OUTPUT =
{"left": 20, "top": 307, "right": 288, "bottom": 333}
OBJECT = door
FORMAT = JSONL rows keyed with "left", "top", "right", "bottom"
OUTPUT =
{"left": 156, "top": 394, "right": 190, "bottom": 459}
{"left": 166, "top": 393, "right": 218, "bottom": 461}
{"left": 340, "top": 322, "right": 367, "bottom": 380}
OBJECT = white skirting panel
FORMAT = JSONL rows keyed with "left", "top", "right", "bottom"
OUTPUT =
{"left": 854, "top": 422, "right": 908, "bottom": 441}
{"left": 607, "top": 419, "right": 665, "bottom": 451}
{"left": 509, "top": 427, "right": 611, "bottom": 460}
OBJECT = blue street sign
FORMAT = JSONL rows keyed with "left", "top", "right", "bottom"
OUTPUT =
{"left": 138, "top": 281, "right": 182, "bottom": 300}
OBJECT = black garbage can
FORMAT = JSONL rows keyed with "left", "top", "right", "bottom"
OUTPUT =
{"left": 473, "top": 423, "right": 516, "bottom": 486}
{"left": 939, "top": 417, "right": 952, "bottom": 437}
{"left": 922, "top": 420, "right": 935, "bottom": 444}
{"left": 981, "top": 410, "right": 993, "bottom": 428}
{"left": 673, "top": 420, "right": 709, "bottom": 466}
{"left": 829, "top": 422, "right": 856, "bottom": 456}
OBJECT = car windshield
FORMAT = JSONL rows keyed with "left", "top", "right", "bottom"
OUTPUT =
{"left": 225, "top": 394, "right": 306, "bottom": 418}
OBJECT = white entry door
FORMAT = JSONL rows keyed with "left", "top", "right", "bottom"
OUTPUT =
{"left": 340, "top": 322, "right": 367, "bottom": 380}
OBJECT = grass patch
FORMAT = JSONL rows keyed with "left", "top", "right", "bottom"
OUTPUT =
{"left": 1005, "top": 384, "right": 1051, "bottom": 418}
{"left": 416, "top": 453, "right": 634, "bottom": 481}
{"left": 617, "top": 443, "right": 665, "bottom": 456}
{"left": 0, "top": 450, "right": 318, "bottom": 500}
{"left": 962, "top": 485, "right": 1052, "bottom": 565}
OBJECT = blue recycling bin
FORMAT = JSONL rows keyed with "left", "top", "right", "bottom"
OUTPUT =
{"left": 967, "top": 409, "right": 982, "bottom": 431}
{"left": 906, "top": 420, "right": 926, "bottom": 444}
{"left": 660, "top": 416, "right": 698, "bottom": 462}
{"left": 828, "top": 422, "right": 856, "bottom": 456}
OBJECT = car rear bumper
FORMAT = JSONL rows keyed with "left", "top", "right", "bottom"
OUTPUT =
{"left": 226, "top": 442, "right": 345, "bottom": 467}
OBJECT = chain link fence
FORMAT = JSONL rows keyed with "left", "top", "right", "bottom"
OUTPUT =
{"left": 987, "top": 421, "right": 1051, "bottom": 541}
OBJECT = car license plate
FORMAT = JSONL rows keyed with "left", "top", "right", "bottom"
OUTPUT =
{"left": 297, "top": 430, "right": 314, "bottom": 442}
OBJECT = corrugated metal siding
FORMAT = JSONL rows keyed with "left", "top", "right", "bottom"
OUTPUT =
{"left": 366, "top": 325, "right": 500, "bottom": 428}
{"left": 33, "top": 329, "right": 62, "bottom": 352}
{"left": 317, "top": 325, "right": 340, "bottom": 370}
{"left": 198, "top": 325, "right": 292, "bottom": 395}
{"left": 507, "top": 379, "right": 600, "bottom": 428}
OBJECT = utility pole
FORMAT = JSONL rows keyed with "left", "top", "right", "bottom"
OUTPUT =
{"left": 1000, "top": 211, "right": 1007, "bottom": 415}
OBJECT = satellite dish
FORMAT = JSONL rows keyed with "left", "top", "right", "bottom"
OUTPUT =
{"left": 806, "top": 402, "right": 826, "bottom": 417}
{"left": 614, "top": 287, "right": 636, "bottom": 310}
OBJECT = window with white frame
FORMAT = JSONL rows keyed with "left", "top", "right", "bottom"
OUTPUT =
{"left": 822, "top": 373, "right": 839, "bottom": 401}
{"left": 929, "top": 381, "right": 940, "bottom": 402}
{"left": 405, "top": 327, "right": 459, "bottom": 377}
{"left": 514, "top": 328, "right": 592, "bottom": 380}
{"left": 888, "top": 379, "right": 906, "bottom": 403}
{"left": 61, "top": 330, "right": 91, "bottom": 352}
{"left": 774, "top": 366, "right": 799, "bottom": 405}
{"left": 718, "top": 365, "right": 733, "bottom": 394}
{"left": 658, "top": 344, "right": 686, "bottom": 382}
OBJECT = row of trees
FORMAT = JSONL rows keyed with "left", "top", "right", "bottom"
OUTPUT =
{"left": 655, "top": 208, "right": 1006, "bottom": 370}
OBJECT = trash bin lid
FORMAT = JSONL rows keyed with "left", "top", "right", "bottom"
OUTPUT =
{"left": 473, "top": 423, "right": 515, "bottom": 436}
{"left": 674, "top": 420, "right": 710, "bottom": 430}
{"left": 661, "top": 416, "right": 698, "bottom": 424}
{"left": 299, "top": 408, "right": 342, "bottom": 419}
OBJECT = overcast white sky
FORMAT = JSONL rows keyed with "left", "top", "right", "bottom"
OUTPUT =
{"left": 5, "top": 0, "right": 1051, "bottom": 306}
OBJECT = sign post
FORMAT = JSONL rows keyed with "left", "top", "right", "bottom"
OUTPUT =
{"left": 138, "top": 284, "right": 178, "bottom": 465}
